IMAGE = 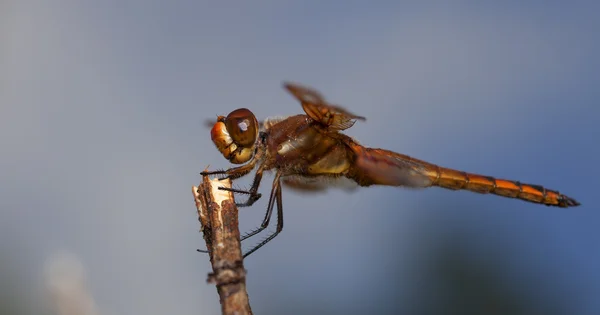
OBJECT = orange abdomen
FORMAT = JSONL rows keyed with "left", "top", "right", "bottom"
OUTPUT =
{"left": 428, "top": 166, "right": 580, "bottom": 208}
{"left": 346, "top": 145, "right": 580, "bottom": 208}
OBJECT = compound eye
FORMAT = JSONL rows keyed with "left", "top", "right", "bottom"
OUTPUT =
{"left": 224, "top": 108, "right": 258, "bottom": 147}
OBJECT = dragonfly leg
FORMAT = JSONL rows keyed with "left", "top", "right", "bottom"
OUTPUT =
{"left": 200, "top": 163, "right": 255, "bottom": 181}
{"left": 240, "top": 173, "right": 280, "bottom": 241}
{"left": 218, "top": 165, "right": 264, "bottom": 207}
{"left": 196, "top": 180, "right": 273, "bottom": 256}
{"left": 197, "top": 175, "right": 278, "bottom": 257}
{"left": 242, "top": 174, "right": 284, "bottom": 258}
{"left": 200, "top": 148, "right": 263, "bottom": 180}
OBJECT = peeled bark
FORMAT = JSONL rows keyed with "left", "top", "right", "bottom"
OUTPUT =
{"left": 193, "top": 175, "right": 252, "bottom": 315}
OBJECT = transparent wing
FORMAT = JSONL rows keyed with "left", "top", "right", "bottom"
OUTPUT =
{"left": 281, "top": 175, "right": 359, "bottom": 193}
{"left": 349, "top": 146, "right": 435, "bottom": 188}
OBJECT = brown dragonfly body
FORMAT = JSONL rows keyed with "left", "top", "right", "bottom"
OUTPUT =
{"left": 202, "top": 82, "right": 580, "bottom": 257}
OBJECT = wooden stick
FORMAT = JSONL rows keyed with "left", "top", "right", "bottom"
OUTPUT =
{"left": 192, "top": 175, "right": 253, "bottom": 315}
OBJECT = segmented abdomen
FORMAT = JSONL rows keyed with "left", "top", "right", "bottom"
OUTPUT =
{"left": 346, "top": 144, "right": 580, "bottom": 208}
{"left": 429, "top": 166, "right": 580, "bottom": 208}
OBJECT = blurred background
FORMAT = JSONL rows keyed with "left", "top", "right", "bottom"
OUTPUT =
{"left": 1, "top": 1, "right": 598, "bottom": 314}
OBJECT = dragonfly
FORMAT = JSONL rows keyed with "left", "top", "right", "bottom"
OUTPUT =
{"left": 201, "top": 82, "right": 580, "bottom": 257}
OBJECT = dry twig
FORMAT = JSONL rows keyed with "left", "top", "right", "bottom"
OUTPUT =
{"left": 192, "top": 175, "right": 253, "bottom": 315}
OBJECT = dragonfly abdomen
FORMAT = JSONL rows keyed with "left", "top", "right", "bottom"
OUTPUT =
{"left": 430, "top": 167, "right": 580, "bottom": 208}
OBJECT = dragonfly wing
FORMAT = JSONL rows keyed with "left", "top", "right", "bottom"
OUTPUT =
{"left": 283, "top": 82, "right": 366, "bottom": 131}
{"left": 349, "top": 146, "right": 435, "bottom": 188}
{"left": 281, "top": 176, "right": 328, "bottom": 193}
{"left": 282, "top": 175, "right": 359, "bottom": 193}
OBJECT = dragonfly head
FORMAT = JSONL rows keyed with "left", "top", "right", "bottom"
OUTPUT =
{"left": 210, "top": 108, "right": 259, "bottom": 164}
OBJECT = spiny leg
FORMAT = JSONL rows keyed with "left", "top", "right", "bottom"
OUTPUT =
{"left": 197, "top": 161, "right": 257, "bottom": 254}
{"left": 200, "top": 148, "right": 263, "bottom": 180}
{"left": 194, "top": 168, "right": 263, "bottom": 254}
{"left": 197, "top": 175, "right": 283, "bottom": 256}
{"left": 197, "top": 174, "right": 270, "bottom": 255}
{"left": 218, "top": 165, "right": 265, "bottom": 207}
{"left": 200, "top": 162, "right": 255, "bottom": 181}
{"left": 240, "top": 172, "right": 281, "bottom": 243}
{"left": 243, "top": 179, "right": 284, "bottom": 258}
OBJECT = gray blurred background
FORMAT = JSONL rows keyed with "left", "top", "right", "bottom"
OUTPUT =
{"left": 1, "top": 1, "right": 598, "bottom": 314}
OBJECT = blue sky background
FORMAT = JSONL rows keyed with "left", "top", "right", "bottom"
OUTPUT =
{"left": 1, "top": 1, "right": 598, "bottom": 314}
